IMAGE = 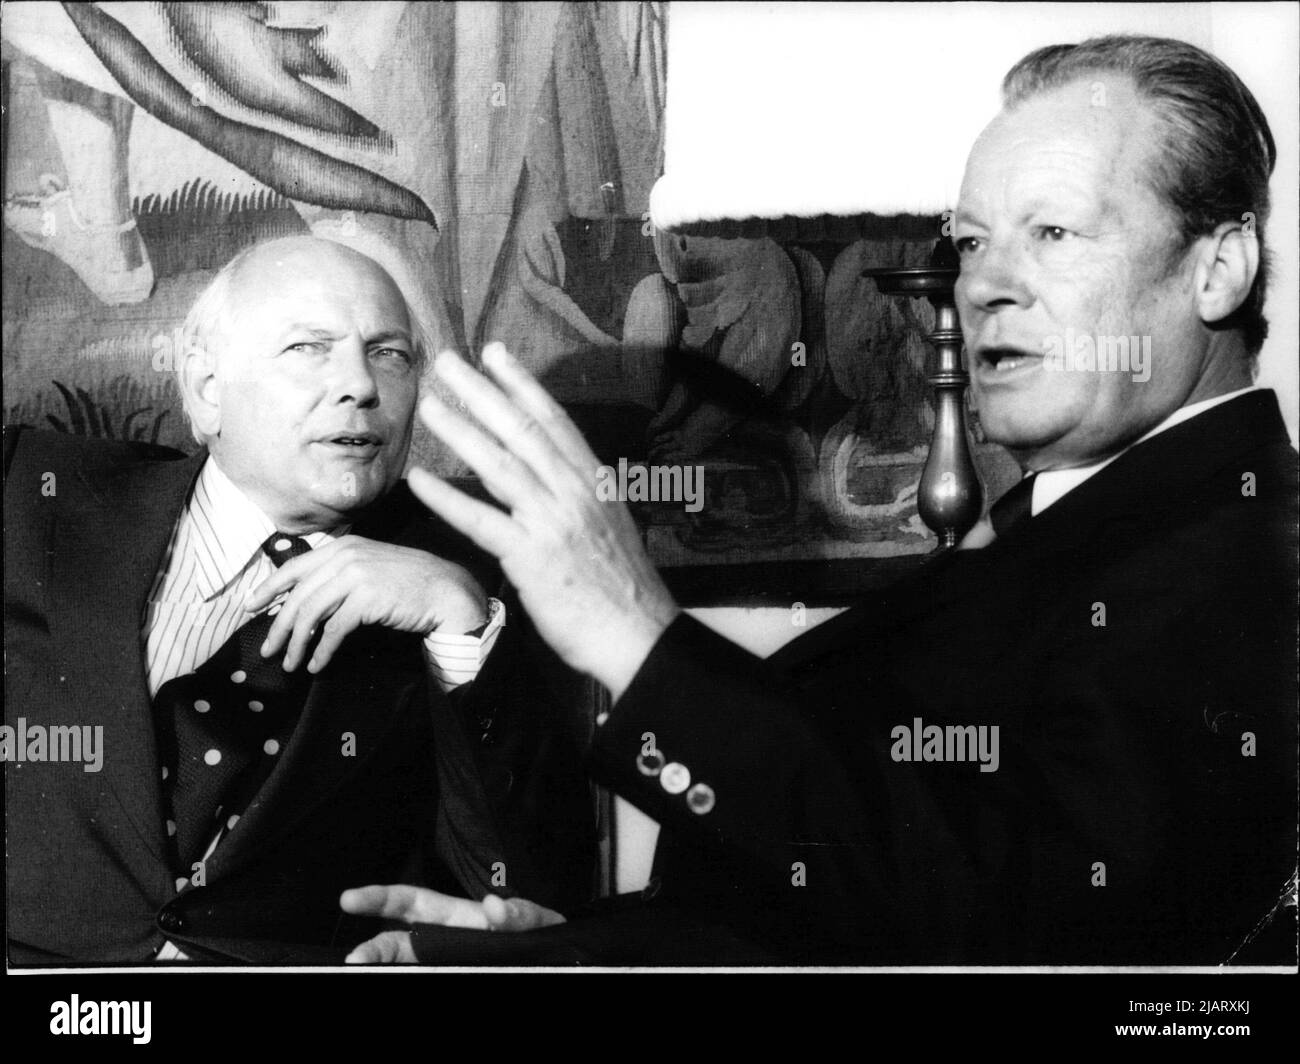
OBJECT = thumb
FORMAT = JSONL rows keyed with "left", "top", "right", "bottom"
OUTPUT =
{"left": 345, "top": 931, "right": 415, "bottom": 964}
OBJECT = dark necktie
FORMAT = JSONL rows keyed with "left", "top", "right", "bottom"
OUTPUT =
{"left": 155, "top": 533, "right": 313, "bottom": 880}
{"left": 990, "top": 473, "right": 1037, "bottom": 538}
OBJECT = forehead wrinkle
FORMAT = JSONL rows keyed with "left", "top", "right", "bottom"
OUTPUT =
{"left": 279, "top": 324, "right": 342, "bottom": 337}
{"left": 965, "top": 87, "right": 1164, "bottom": 234}
{"left": 225, "top": 246, "right": 411, "bottom": 343}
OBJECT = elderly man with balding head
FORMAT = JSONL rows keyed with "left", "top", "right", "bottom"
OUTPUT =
{"left": 3, "top": 236, "right": 594, "bottom": 965}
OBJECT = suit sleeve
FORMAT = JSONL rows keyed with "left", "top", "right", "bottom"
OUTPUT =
{"left": 427, "top": 580, "right": 598, "bottom": 915}
{"left": 585, "top": 614, "right": 899, "bottom": 962}
{"left": 588, "top": 528, "right": 1297, "bottom": 965}
{"left": 375, "top": 493, "right": 598, "bottom": 917}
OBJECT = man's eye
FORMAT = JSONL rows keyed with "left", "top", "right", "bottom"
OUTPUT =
{"left": 285, "top": 341, "right": 325, "bottom": 354}
{"left": 371, "top": 347, "right": 412, "bottom": 364}
{"left": 1035, "top": 226, "right": 1073, "bottom": 242}
{"left": 954, "top": 236, "right": 982, "bottom": 255}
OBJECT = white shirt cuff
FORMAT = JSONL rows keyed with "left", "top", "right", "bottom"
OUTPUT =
{"left": 423, "top": 597, "right": 506, "bottom": 692}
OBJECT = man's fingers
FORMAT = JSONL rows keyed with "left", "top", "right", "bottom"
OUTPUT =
{"left": 407, "top": 466, "right": 523, "bottom": 559}
{"left": 259, "top": 600, "right": 296, "bottom": 661}
{"left": 258, "top": 564, "right": 337, "bottom": 662}
{"left": 244, "top": 578, "right": 285, "bottom": 615}
{"left": 417, "top": 389, "right": 546, "bottom": 510}
{"left": 340, "top": 884, "right": 417, "bottom": 920}
{"left": 279, "top": 580, "right": 348, "bottom": 671}
{"left": 306, "top": 602, "right": 361, "bottom": 673}
{"left": 480, "top": 342, "right": 602, "bottom": 470}
{"left": 260, "top": 579, "right": 334, "bottom": 670}
{"left": 339, "top": 884, "right": 490, "bottom": 928}
{"left": 434, "top": 348, "right": 585, "bottom": 492}
{"left": 480, "top": 893, "right": 566, "bottom": 932}
{"left": 341, "top": 896, "right": 563, "bottom": 961}
{"left": 244, "top": 541, "right": 334, "bottom": 611}
{"left": 345, "top": 931, "right": 415, "bottom": 964}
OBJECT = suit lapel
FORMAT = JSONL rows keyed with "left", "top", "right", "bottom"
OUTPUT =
{"left": 51, "top": 447, "right": 206, "bottom": 867}
{"left": 992, "top": 389, "right": 1290, "bottom": 559}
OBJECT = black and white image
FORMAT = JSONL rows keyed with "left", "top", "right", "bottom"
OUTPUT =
{"left": 3, "top": 0, "right": 1296, "bottom": 1001}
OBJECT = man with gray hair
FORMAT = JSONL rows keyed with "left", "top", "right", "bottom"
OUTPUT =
{"left": 3, "top": 235, "right": 594, "bottom": 964}
{"left": 345, "top": 35, "right": 1297, "bottom": 965}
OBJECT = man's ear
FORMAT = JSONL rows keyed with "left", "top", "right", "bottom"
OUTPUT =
{"left": 178, "top": 336, "right": 222, "bottom": 439}
{"left": 1192, "top": 219, "right": 1259, "bottom": 326}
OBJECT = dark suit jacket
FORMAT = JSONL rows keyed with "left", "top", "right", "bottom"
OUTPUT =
{"left": 3, "top": 428, "right": 595, "bottom": 965}
{"left": 587, "top": 390, "right": 1298, "bottom": 965}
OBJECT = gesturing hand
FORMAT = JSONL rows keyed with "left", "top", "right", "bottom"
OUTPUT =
{"left": 408, "top": 343, "right": 680, "bottom": 701}
{"left": 244, "top": 536, "right": 488, "bottom": 673}
{"left": 340, "top": 884, "right": 565, "bottom": 963}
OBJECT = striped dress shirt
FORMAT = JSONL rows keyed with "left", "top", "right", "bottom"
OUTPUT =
{"left": 141, "top": 456, "right": 504, "bottom": 698}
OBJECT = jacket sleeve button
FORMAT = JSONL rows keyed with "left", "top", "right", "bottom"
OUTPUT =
{"left": 659, "top": 762, "right": 691, "bottom": 794}
{"left": 636, "top": 749, "right": 666, "bottom": 777}
{"left": 686, "top": 782, "right": 716, "bottom": 814}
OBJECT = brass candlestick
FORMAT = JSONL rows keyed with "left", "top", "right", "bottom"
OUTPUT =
{"left": 863, "top": 238, "right": 983, "bottom": 549}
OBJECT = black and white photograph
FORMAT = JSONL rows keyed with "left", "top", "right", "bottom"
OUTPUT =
{"left": 2, "top": 0, "right": 1296, "bottom": 1046}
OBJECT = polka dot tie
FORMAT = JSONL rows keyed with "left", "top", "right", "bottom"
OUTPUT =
{"left": 154, "top": 533, "right": 313, "bottom": 882}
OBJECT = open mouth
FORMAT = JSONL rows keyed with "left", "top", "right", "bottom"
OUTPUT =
{"left": 976, "top": 346, "right": 1043, "bottom": 374}
{"left": 320, "top": 432, "right": 383, "bottom": 449}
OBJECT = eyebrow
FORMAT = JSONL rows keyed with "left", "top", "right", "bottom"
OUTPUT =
{"left": 1016, "top": 190, "right": 1094, "bottom": 215}
{"left": 276, "top": 325, "right": 413, "bottom": 347}
{"left": 364, "top": 329, "right": 413, "bottom": 348}
{"left": 954, "top": 191, "right": 1103, "bottom": 232}
{"left": 278, "top": 325, "right": 342, "bottom": 343}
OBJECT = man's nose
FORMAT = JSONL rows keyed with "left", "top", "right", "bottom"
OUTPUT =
{"left": 328, "top": 339, "right": 380, "bottom": 407}
{"left": 957, "top": 238, "right": 1033, "bottom": 314}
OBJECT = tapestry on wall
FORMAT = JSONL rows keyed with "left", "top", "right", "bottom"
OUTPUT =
{"left": 2, "top": 1, "right": 1015, "bottom": 585}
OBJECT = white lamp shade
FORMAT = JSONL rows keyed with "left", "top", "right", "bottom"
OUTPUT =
{"left": 648, "top": 1, "right": 1299, "bottom": 443}
{"left": 649, "top": 1, "right": 1226, "bottom": 228}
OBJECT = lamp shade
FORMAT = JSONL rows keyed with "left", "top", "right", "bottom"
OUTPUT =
{"left": 649, "top": 1, "right": 1219, "bottom": 229}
